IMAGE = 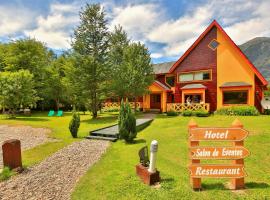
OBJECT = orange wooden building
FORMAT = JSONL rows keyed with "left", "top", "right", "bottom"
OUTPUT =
{"left": 143, "top": 20, "right": 268, "bottom": 113}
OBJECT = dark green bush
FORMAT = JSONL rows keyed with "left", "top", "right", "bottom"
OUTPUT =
{"left": 167, "top": 110, "right": 178, "bottom": 116}
{"left": 69, "top": 111, "right": 80, "bottom": 138}
{"left": 264, "top": 109, "right": 270, "bottom": 115}
{"left": 182, "top": 110, "right": 193, "bottom": 116}
{"left": 215, "top": 106, "right": 259, "bottom": 116}
{"left": 118, "top": 100, "right": 137, "bottom": 143}
{"left": 194, "top": 109, "right": 209, "bottom": 117}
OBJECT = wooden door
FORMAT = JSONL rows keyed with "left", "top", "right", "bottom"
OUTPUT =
{"left": 150, "top": 94, "right": 161, "bottom": 109}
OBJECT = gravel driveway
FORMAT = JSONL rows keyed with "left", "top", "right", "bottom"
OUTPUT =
{"left": 0, "top": 139, "right": 110, "bottom": 200}
{"left": 0, "top": 125, "right": 52, "bottom": 168}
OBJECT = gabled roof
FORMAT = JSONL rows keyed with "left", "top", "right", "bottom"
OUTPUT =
{"left": 153, "top": 61, "right": 175, "bottom": 74}
{"left": 153, "top": 80, "right": 171, "bottom": 91}
{"left": 168, "top": 20, "right": 268, "bottom": 86}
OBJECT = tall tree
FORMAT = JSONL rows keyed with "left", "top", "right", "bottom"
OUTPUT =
{"left": 3, "top": 38, "right": 54, "bottom": 105}
{"left": 72, "top": 3, "right": 109, "bottom": 118}
{"left": 122, "top": 42, "right": 154, "bottom": 110}
{"left": 0, "top": 70, "right": 39, "bottom": 116}
{"left": 108, "top": 25, "right": 130, "bottom": 99}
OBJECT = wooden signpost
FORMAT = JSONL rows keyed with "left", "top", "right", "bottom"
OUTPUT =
{"left": 188, "top": 119, "right": 250, "bottom": 190}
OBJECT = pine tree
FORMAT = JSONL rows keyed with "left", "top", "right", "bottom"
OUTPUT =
{"left": 118, "top": 99, "right": 137, "bottom": 143}
{"left": 72, "top": 4, "right": 109, "bottom": 118}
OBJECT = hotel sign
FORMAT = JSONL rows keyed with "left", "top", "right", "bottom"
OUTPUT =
{"left": 187, "top": 119, "right": 250, "bottom": 190}
{"left": 189, "top": 128, "right": 248, "bottom": 141}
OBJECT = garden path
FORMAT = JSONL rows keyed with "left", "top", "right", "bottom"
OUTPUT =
{"left": 0, "top": 139, "right": 110, "bottom": 200}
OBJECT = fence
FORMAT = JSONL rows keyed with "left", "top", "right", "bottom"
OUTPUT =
{"left": 167, "top": 103, "right": 210, "bottom": 112}
{"left": 102, "top": 102, "right": 142, "bottom": 111}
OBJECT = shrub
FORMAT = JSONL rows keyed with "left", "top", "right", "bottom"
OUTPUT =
{"left": 182, "top": 110, "right": 193, "bottom": 116}
{"left": 194, "top": 109, "right": 209, "bottom": 117}
{"left": 0, "top": 167, "right": 14, "bottom": 181}
{"left": 118, "top": 99, "right": 137, "bottom": 143}
{"left": 167, "top": 110, "right": 178, "bottom": 116}
{"left": 69, "top": 111, "right": 80, "bottom": 138}
{"left": 215, "top": 106, "right": 259, "bottom": 116}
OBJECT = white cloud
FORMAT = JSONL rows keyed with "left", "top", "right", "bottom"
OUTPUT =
{"left": 24, "top": 2, "right": 80, "bottom": 49}
{"left": 0, "top": 5, "right": 34, "bottom": 36}
{"left": 109, "top": 4, "right": 163, "bottom": 41}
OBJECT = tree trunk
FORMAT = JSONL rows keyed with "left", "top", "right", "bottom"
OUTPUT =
{"left": 134, "top": 97, "right": 137, "bottom": 113}
{"left": 55, "top": 99, "right": 59, "bottom": 111}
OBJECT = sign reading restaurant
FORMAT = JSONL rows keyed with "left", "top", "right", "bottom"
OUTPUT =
{"left": 187, "top": 119, "right": 250, "bottom": 190}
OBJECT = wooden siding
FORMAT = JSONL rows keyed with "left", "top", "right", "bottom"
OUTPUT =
{"left": 171, "top": 27, "right": 217, "bottom": 112}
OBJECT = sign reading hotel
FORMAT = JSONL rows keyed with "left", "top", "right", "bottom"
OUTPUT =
{"left": 189, "top": 128, "right": 248, "bottom": 141}
{"left": 187, "top": 119, "right": 250, "bottom": 190}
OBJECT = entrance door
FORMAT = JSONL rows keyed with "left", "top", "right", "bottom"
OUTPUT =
{"left": 150, "top": 94, "right": 161, "bottom": 109}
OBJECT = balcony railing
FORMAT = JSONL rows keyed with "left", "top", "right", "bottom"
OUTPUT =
{"left": 102, "top": 102, "right": 142, "bottom": 110}
{"left": 167, "top": 103, "right": 210, "bottom": 112}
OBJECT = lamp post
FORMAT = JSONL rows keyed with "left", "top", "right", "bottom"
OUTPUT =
{"left": 148, "top": 140, "right": 158, "bottom": 173}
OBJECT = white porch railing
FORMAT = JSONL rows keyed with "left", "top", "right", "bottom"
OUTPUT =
{"left": 167, "top": 103, "right": 210, "bottom": 112}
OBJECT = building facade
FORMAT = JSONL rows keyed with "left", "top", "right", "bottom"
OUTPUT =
{"left": 143, "top": 20, "right": 268, "bottom": 113}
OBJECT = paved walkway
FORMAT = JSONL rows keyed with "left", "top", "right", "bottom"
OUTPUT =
{"left": 0, "top": 140, "right": 110, "bottom": 200}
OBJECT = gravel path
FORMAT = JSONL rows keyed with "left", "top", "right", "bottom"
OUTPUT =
{"left": 0, "top": 125, "right": 53, "bottom": 168}
{"left": 0, "top": 139, "right": 110, "bottom": 200}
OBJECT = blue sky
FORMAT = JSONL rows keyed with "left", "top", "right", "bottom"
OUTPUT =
{"left": 1, "top": 0, "right": 270, "bottom": 63}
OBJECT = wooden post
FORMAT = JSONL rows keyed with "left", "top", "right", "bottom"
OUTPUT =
{"left": 188, "top": 119, "right": 201, "bottom": 190}
{"left": 2, "top": 139, "right": 22, "bottom": 171}
{"left": 231, "top": 119, "right": 245, "bottom": 189}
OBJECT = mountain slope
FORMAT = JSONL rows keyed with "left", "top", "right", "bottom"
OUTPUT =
{"left": 240, "top": 37, "right": 270, "bottom": 81}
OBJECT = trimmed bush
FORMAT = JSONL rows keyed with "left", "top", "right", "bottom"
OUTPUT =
{"left": 194, "top": 109, "right": 209, "bottom": 117}
{"left": 69, "top": 111, "right": 80, "bottom": 138}
{"left": 118, "top": 100, "right": 137, "bottom": 143}
{"left": 167, "top": 110, "right": 178, "bottom": 116}
{"left": 215, "top": 106, "right": 259, "bottom": 116}
{"left": 182, "top": 110, "right": 193, "bottom": 116}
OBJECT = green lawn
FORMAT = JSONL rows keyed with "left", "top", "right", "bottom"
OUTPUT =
{"left": 0, "top": 111, "right": 118, "bottom": 167}
{"left": 72, "top": 115, "right": 270, "bottom": 200}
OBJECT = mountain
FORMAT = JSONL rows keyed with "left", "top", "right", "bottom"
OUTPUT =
{"left": 240, "top": 37, "right": 270, "bottom": 81}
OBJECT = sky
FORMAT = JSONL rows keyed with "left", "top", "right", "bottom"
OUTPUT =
{"left": 1, "top": 0, "right": 270, "bottom": 63}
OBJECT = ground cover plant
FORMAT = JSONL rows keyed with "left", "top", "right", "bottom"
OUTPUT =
{"left": 215, "top": 106, "right": 260, "bottom": 116}
{"left": 72, "top": 114, "right": 270, "bottom": 200}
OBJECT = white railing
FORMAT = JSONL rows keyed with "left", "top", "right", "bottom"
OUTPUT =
{"left": 167, "top": 103, "right": 210, "bottom": 112}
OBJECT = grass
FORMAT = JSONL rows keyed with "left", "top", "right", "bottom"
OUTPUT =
{"left": 72, "top": 114, "right": 270, "bottom": 200}
{"left": 0, "top": 111, "right": 118, "bottom": 167}
{"left": 0, "top": 167, "right": 15, "bottom": 181}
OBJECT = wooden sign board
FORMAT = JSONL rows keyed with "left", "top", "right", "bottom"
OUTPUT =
{"left": 189, "top": 128, "right": 248, "bottom": 141}
{"left": 189, "top": 164, "right": 247, "bottom": 178}
{"left": 189, "top": 146, "right": 250, "bottom": 160}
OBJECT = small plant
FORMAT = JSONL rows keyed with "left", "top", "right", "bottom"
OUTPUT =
{"left": 215, "top": 106, "right": 259, "bottom": 116}
{"left": 167, "top": 110, "right": 178, "bottom": 116}
{"left": 0, "top": 167, "right": 14, "bottom": 181}
{"left": 69, "top": 110, "right": 80, "bottom": 138}
{"left": 182, "top": 110, "right": 193, "bottom": 116}
{"left": 118, "top": 99, "right": 137, "bottom": 143}
{"left": 194, "top": 109, "right": 209, "bottom": 117}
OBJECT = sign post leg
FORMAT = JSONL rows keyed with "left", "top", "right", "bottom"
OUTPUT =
{"left": 188, "top": 119, "right": 201, "bottom": 190}
{"left": 231, "top": 119, "right": 245, "bottom": 190}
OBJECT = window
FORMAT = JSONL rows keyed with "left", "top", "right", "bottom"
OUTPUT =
{"left": 165, "top": 76, "right": 175, "bottom": 87}
{"left": 223, "top": 91, "right": 248, "bottom": 105}
{"left": 208, "top": 39, "right": 220, "bottom": 50}
{"left": 178, "top": 70, "right": 211, "bottom": 82}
